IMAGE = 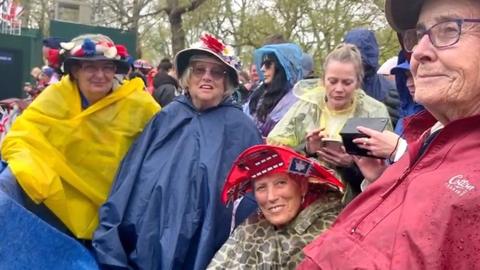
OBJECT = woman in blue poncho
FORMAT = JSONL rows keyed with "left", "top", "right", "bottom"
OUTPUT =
{"left": 92, "top": 32, "right": 262, "bottom": 270}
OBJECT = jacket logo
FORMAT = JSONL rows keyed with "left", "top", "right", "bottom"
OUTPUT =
{"left": 445, "top": 175, "right": 475, "bottom": 196}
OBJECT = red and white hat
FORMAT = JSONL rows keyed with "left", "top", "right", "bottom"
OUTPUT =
{"left": 174, "top": 32, "right": 242, "bottom": 87}
{"left": 221, "top": 145, "right": 344, "bottom": 204}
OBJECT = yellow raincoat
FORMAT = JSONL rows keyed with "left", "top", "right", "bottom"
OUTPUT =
{"left": 1, "top": 76, "right": 160, "bottom": 239}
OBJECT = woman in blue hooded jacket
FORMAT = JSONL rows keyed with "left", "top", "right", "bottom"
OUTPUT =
{"left": 245, "top": 43, "right": 303, "bottom": 138}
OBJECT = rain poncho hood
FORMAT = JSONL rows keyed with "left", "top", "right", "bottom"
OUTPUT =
{"left": 253, "top": 43, "right": 303, "bottom": 88}
{"left": 93, "top": 95, "right": 262, "bottom": 270}
{"left": 344, "top": 28, "right": 393, "bottom": 101}
{"left": 392, "top": 51, "right": 424, "bottom": 134}
{"left": 1, "top": 76, "right": 159, "bottom": 239}
{"left": 267, "top": 79, "right": 392, "bottom": 146}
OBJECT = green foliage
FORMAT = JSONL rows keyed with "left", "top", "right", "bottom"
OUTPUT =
{"left": 24, "top": 0, "right": 400, "bottom": 72}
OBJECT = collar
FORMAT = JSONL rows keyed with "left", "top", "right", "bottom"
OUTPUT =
{"left": 286, "top": 192, "right": 341, "bottom": 235}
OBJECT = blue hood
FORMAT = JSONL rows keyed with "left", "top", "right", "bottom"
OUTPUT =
{"left": 393, "top": 50, "right": 424, "bottom": 134}
{"left": 344, "top": 28, "right": 392, "bottom": 101}
{"left": 344, "top": 28, "right": 379, "bottom": 72}
{"left": 253, "top": 43, "right": 303, "bottom": 88}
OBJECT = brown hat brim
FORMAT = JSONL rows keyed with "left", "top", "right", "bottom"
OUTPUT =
{"left": 385, "top": 0, "right": 425, "bottom": 32}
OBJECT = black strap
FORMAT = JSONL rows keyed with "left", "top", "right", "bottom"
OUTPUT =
{"left": 413, "top": 129, "right": 441, "bottom": 163}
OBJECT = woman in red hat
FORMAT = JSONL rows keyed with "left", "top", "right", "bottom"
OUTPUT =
{"left": 208, "top": 145, "right": 344, "bottom": 269}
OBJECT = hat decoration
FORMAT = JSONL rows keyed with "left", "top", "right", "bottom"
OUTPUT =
{"left": 46, "top": 48, "right": 60, "bottom": 68}
{"left": 191, "top": 32, "right": 242, "bottom": 70}
{"left": 59, "top": 38, "right": 129, "bottom": 61}
{"left": 221, "top": 145, "right": 344, "bottom": 205}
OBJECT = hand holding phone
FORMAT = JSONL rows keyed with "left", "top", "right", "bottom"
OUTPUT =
{"left": 321, "top": 139, "right": 343, "bottom": 153}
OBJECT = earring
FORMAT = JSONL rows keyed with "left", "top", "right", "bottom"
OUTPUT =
{"left": 301, "top": 194, "right": 305, "bottom": 205}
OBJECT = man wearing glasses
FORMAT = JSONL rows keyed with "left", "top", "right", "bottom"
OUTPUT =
{"left": 297, "top": 0, "right": 480, "bottom": 269}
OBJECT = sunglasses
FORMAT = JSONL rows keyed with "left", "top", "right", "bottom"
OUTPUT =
{"left": 261, "top": 60, "right": 274, "bottom": 69}
{"left": 190, "top": 66, "right": 227, "bottom": 80}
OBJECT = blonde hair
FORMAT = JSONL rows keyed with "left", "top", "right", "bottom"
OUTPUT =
{"left": 179, "top": 55, "right": 235, "bottom": 98}
{"left": 323, "top": 43, "right": 364, "bottom": 86}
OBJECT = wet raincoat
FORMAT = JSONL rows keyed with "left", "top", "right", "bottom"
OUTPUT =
{"left": 267, "top": 79, "right": 391, "bottom": 200}
{"left": 93, "top": 95, "right": 262, "bottom": 270}
{"left": 393, "top": 51, "right": 425, "bottom": 135}
{"left": 1, "top": 76, "right": 159, "bottom": 239}
{"left": 244, "top": 43, "right": 303, "bottom": 137}
{"left": 0, "top": 189, "right": 98, "bottom": 270}
{"left": 298, "top": 114, "right": 480, "bottom": 269}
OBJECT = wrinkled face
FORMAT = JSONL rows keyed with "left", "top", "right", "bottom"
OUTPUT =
{"left": 324, "top": 60, "right": 359, "bottom": 110}
{"left": 253, "top": 173, "right": 307, "bottom": 228}
{"left": 188, "top": 59, "right": 227, "bottom": 110}
{"left": 72, "top": 60, "right": 116, "bottom": 103}
{"left": 261, "top": 59, "right": 276, "bottom": 84}
{"left": 410, "top": 0, "right": 480, "bottom": 122}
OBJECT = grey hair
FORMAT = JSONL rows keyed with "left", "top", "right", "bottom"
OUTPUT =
{"left": 179, "top": 59, "right": 236, "bottom": 98}
{"left": 323, "top": 43, "right": 364, "bottom": 87}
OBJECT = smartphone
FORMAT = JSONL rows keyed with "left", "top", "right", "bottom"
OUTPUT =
{"left": 321, "top": 139, "right": 343, "bottom": 152}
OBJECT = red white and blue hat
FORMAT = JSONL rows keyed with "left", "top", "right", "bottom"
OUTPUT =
{"left": 59, "top": 34, "right": 130, "bottom": 74}
{"left": 221, "top": 145, "right": 344, "bottom": 204}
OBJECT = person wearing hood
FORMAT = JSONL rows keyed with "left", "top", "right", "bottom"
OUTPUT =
{"left": 344, "top": 28, "right": 399, "bottom": 125}
{"left": 92, "top": 32, "right": 262, "bottom": 270}
{"left": 245, "top": 43, "right": 303, "bottom": 138}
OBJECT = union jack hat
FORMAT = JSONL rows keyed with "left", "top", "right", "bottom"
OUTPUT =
{"left": 221, "top": 145, "right": 344, "bottom": 204}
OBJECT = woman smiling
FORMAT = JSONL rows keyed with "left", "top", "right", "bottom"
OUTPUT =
{"left": 93, "top": 32, "right": 262, "bottom": 270}
{"left": 208, "top": 145, "right": 344, "bottom": 269}
{"left": 0, "top": 34, "right": 159, "bottom": 240}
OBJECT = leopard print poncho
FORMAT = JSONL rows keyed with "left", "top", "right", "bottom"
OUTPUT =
{"left": 207, "top": 192, "right": 343, "bottom": 269}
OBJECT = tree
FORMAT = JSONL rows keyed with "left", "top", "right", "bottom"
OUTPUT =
{"left": 179, "top": 0, "right": 398, "bottom": 74}
{"left": 159, "top": 0, "right": 207, "bottom": 54}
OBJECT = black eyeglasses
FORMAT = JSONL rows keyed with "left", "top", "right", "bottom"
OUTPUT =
{"left": 403, "top": 18, "right": 480, "bottom": 52}
{"left": 190, "top": 66, "right": 227, "bottom": 80}
{"left": 261, "top": 60, "right": 274, "bottom": 69}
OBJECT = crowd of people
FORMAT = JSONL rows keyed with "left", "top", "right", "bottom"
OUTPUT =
{"left": 1, "top": 0, "right": 480, "bottom": 269}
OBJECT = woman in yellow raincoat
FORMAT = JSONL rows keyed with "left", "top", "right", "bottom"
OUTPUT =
{"left": 0, "top": 34, "right": 159, "bottom": 240}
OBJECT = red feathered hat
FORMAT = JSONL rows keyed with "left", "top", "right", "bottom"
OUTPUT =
{"left": 221, "top": 145, "right": 344, "bottom": 204}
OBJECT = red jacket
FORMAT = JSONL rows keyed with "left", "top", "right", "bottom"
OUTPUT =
{"left": 298, "top": 114, "right": 480, "bottom": 270}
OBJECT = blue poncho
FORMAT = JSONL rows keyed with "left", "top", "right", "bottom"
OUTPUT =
{"left": 93, "top": 95, "right": 262, "bottom": 269}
